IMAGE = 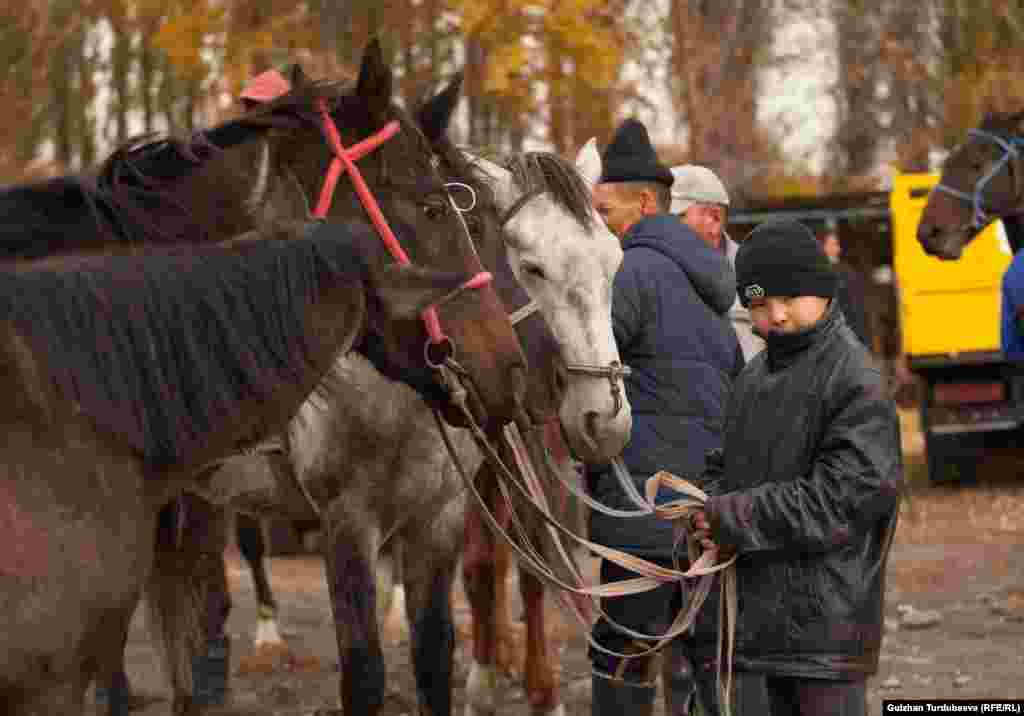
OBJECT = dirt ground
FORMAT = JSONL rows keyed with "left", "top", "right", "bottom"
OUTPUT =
{"left": 104, "top": 410, "right": 1024, "bottom": 715}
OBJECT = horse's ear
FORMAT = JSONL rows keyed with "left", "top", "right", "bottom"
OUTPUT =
{"left": 468, "top": 154, "right": 517, "bottom": 210}
{"left": 370, "top": 264, "right": 473, "bottom": 319}
{"left": 356, "top": 37, "right": 394, "bottom": 121}
{"left": 416, "top": 73, "right": 463, "bottom": 143}
{"left": 286, "top": 64, "right": 309, "bottom": 89}
{"left": 575, "top": 138, "right": 602, "bottom": 188}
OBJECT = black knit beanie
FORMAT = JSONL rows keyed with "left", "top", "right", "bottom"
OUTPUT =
{"left": 599, "top": 119, "right": 674, "bottom": 187}
{"left": 735, "top": 220, "right": 838, "bottom": 307}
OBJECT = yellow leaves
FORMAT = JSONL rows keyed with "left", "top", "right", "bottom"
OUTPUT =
{"left": 153, "top": 2, "right": 225, "bottom": 81}
{"left": 459, "top": 0, "right": 623, "bottom": 103}
{"left": 484, "top": 42, "right": 528, "bottom": 93}
{"left": 545, "top": 0, "right": 622, "bottom": 89}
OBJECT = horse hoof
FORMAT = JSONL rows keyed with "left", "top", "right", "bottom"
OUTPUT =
{"left": 531, "top": 704, "right": 565, "bottom": 716}
{"left": 464, "top": 662, "right": 500, "bottom": 716}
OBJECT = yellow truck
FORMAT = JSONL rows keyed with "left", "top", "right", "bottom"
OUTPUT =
{"left": 891, "top": 172, "right": 1022, "bottom": 482}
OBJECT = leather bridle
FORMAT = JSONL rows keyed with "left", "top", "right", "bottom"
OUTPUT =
{"left": 499, "top": 188, "right": 631, "bottom": 419}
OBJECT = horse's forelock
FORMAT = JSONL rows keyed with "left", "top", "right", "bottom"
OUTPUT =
{"left": 504, "top": 152, "right": 595, "bottom": 233}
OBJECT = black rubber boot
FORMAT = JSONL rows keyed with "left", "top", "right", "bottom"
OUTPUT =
{"left": 591, "top": 674, "right": 656, "bottom": 716}
{"left": 192, "top": 636, "right": 231, "bottom": 707}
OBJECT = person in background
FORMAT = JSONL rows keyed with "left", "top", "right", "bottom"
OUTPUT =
{"left": 588, "top": 120, "right": 742, "bottom": 716}
{"left": 671, "top": 164, "right": 764, "bottom": 360}
{"left": 818, "top": 219, "right": 871, "bottom": 347}
{"left": 1000, "top": 216, "right": 1024, "bottom": 361}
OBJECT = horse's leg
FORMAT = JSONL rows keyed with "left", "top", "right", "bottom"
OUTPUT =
{"left": 235, "top": 514, "right": 288, "bottom": 657}
{"left": 401, "top": 510, "right": 460, "bottom": 716}
{"left": 323, "top": 505, "right": 386, "bottom": 715}
{"left": 520, "top": 570, "right": 564, "bottom": 716}
{"left": 93, "top": 597, "right": 169, "bottom": 714}
{"left": 379, "top": 540, "right": 408, "bottom": 643}
{"left": 146, "top": 497, "right": 232, "bottom": 715}
{"left": 92, "top": 603, "right": 136, "bottom": 716}
{"left": 462, "top": 468, "right": 505, "bottom": 716}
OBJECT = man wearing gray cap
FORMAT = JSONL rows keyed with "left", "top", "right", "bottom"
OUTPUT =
{"left": 671, "top": 165, "right": 764, "bottom": 361}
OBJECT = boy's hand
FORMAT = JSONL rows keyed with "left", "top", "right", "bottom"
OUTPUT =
{"left": 691, "top": 510, "right": 718, "bottom": 552}
{"left": 692, "top": 509, "right": 734, "bottom": 560}
{"left": 692, "top": 510, "right": 711, "bottom": 532}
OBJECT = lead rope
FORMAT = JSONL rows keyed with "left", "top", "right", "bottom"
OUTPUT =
{"left": 431, "top": 370, "right": 738, "bottom": 714}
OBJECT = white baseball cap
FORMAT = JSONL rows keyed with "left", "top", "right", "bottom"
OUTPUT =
{"left": 669, "top": 165, "right": 730, "bottom": 214}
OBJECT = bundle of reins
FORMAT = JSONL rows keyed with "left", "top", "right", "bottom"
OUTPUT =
{"left": 432, "top": 372, "right": 739, "bottom": 715}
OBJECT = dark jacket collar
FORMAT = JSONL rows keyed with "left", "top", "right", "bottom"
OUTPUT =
{"left": 623, "top": 214, "right": 736, "bottom": 315}
{"left": 760, "top": 298, "right": 844, "bottom": 371}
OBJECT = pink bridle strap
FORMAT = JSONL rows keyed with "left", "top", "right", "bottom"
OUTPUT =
{"left": 313, "top": 99, "right": 492, "bottom": 344}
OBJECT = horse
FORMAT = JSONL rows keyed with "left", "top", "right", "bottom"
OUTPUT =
{"left": 170, "top": 82, "right": 628, "bottom": 716}
{"left": 458, "top": 139, "right": 627, "bottom": 716}
{"left": 0, "top": 220, "right": 488, "bottom": 716}
{"left": 1, "top": 40, "right": 532, "bottom": 716}
{"left": 918, "top": 110, "right": 1024, "bottom": 259}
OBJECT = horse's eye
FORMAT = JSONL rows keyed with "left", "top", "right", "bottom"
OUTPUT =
{"left": 424, "top": 203, "right": 448, "bottom": 221}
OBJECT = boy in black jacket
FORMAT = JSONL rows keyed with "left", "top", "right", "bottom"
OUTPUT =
{"left": 693, "top": 220, "right": 902, "bottom": 716}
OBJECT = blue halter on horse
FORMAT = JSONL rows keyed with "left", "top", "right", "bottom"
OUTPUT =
{"left": 933, "top": 128, "right": 1024, "bottom": 230}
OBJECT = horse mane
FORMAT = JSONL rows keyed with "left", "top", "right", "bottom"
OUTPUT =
{"left": 0, "top": 79, "right": 348, "bottom": 260}
{"left": 502, "top": 152, "right": 596, "bottom": 232}
{"left": 2, "top": 223, "right": 368, "bottom": 467}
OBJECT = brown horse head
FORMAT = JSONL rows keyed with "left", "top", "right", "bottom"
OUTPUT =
{"left": 239, "top": 41, "right": 527, "bottom": 425}
{"left": 919, "top": 110, "right": 1024, "bottom": 259}
{"left": 413, "top": 74, "right": 566, "bottom": 430}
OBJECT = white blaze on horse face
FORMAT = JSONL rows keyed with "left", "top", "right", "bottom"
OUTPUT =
{"left": 472, "top": 151, "right": 631, "bottom": 462}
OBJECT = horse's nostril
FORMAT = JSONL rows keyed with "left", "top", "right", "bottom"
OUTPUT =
{"left": 554, "top": 363, "right": 569, "bottom": 397}
{"left": 584, "top": 410, "right": 601, "bottom": 444}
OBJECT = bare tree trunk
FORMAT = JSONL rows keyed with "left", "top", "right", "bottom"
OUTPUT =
{"left": 830, "top": 0, "right": 883, "bottom": 186}
{"left": 546, "top": 38, "right": 568, "bottom": 155}
{"left": 465, "top": 37, "right": 487, "bottom": 147}
{"left": 668, "top": 0, "right": 771, "bottom": 193}
{"left": 76, "top": 29, "right": 98, "bottom": 167}
{"left": 108, "top": 6, "right": 132, "bottom": 146}
{"left": 139, "top": 25, "right": 158, "bottom": 134}
{"left": 885, "top": 2, "right": 935, "bottom": 173}
{"left": 49, "top": 25, "right": 75, "bottom": 167}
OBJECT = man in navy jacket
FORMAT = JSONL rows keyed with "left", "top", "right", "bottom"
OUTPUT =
{"left": 588, "top": 119, "right": 743, "bottom": 716}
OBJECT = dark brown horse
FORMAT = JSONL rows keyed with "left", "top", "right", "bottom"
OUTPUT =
{"left": 918, "top": 111, "right": 1024, "bottom": 259}
{"left": 0, "top": 220, "right": 484, "bottom": 716}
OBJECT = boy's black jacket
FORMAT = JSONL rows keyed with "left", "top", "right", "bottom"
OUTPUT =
{"left": 701, "top": 301, "right": 903, "bottom": 679}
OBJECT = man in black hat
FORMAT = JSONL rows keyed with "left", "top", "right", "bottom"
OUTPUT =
{"left": 585, "top": 118, "right": 743, "bottom": 716}
{"left": 691, "top": 220, "right": 902, "bottom": 716}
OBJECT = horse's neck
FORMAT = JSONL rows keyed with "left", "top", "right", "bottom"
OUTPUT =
{"left": 173, "top": 139, "right": 284, "bottom": 240}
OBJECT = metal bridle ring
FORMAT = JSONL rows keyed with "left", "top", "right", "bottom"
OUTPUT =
{"left": 444, "top": 182, "right": 478, "bottom": 213}
{"left": 425, "top": 335, "right": 456, "bottom": 369}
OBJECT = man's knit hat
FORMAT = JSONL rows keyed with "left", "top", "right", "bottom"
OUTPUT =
{"left": 599, "top": 119, "right": 674, "bottom": 187}
{"left": 735, "top": 220, "right": 837, "bottom": 307}
{"left": 669, "top": 165, "right": 730, "bottom": 214}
